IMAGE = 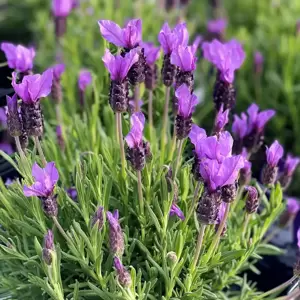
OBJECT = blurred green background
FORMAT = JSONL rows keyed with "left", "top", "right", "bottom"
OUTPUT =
{"left": 1, "top": 0, "right": 300, "bottom": 196}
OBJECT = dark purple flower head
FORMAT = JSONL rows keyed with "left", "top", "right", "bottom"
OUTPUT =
{"left": 171, "top": 45, "right": 197, "bottom": 71}
{"left": 266, "top": 140, "right": 284, "bottom": 168}
{"left": 113, "top": 256, "right": 132, "bottom": 288}
{"left": 141, "top": 42, "right": 160, "bottom": 65}
{"left": 52, "top": 0, "right": 73, "bottom": 17}
{"left": 98, "top": 19, "right": 142, "bottom": 49}
{"left": 67, "top": 187, "right": 77, "bottom": 200}
{"left": 254, "top": 51, "right": 264, "bottom": 66}
{"left": 158, "top": 22, "right": 189, "bottom": 55}
{"left": 207, "top": 18, "right": 227, "bottom": 34}
{"left": 78, "top": 70, "right": 92, "bottom": 92}
{"left": 6, "top": 94, "right": 18, "bottom": 115}
{"left": 12, "top": 69, "right": 53, "bottom": 104}
{"left": 1, "top": 43, "right": 35, "bottom": 72}
{"left": 0, "top": 143, "right": 13, "bottom": 154}
{"left": 287, "top": 198, "right": 300, "bottom": 215}
{"left": 175, "top": 84, "right": 198, "bottom": 118}
{"left": 102, "top": 49, "right": 139, "bottom": 82}
{"left": 125, "top": 112, "right": 145, "bottom": 148}
{"left": 107, "top": 210, "right": 124, "bottom": 257}
{"left": 52, "top": 63, "right": 65, "bottom": 81}
{"left": 202, "top": 39, "right": 245, "bottom": 83}
{"left": 247, "top": 103, "right": 275, "bottom": 133}
{"left": 284, "top": 154, "right": 300, "bottom": 176}
{"left": 23, "top": 162, "right": 59, "bottom": 198}
{"left": 215, "top": 104, "right": 229, "bottom": 133}
{"left": 200, "top": 155, "right": 244, "bottom": 191}
{"left": 169, "top": 203, "right": 185, "bottom": 220}
{"left": 44, "top": 230, "right": 54, "bottom": 250}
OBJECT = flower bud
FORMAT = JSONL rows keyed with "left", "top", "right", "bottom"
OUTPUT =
{"left": 245, "top": 186, "right": 259, "bottom": 214}
{"left": 162, "top": 54, "right": 176, "bottom": 87}
{"left": 167, "top": 251, "right": 178, "bottom": 265}
{"left": 114, "top": 256, "right": 132, "bottom": 288}
{"left": 91, "top": 206, "right": 104, "bottom": 230}
{"left": 41, "top": 196, "right": 58, "bottom": 217}
{"left": 109, "top": 80, "right": 129, "bottom": 113}
{"left": 221, "top": 183, "right": 237, "bottom": 203}
{"left": 42, "top": 230, "right": 54, "bottom": 265}
{"left": 261, "top": 165, "right": 278, "bottom": 186}
{"left": 21, "top": 101, "right": 44, "bottom": 137}
{"left": 107, "top": 210, "right": 124, "bottom": 257}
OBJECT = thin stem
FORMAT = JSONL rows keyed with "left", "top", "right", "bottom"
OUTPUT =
{"left": 190, "top": 225, "right": 206, "bottom": 272}
{"left": 203, "top": 203, "right": 230, "bottom": 264}
{"left": 137, "top": 170, "right": 144, "bottom": 216}
{"left": 160, "top": 86, "right": 171, "bottom": 164}
{"left": 168, "top": 129, "right": 177, "bottom": 161}
{"left": 55, "top": 103, "right": 63, "bottom": 126}
{"left": 134, "top": 85, "right": 140, "bottom": 112}
{"left": 148, "top": 89, "right": 153, "bottom": 141}
{"left": 230, "top": 185, "right": 244, "bottom": 213}
{"left": 263, "top": 227, "right": 281, "bottom": 244}
{"left": 116, "top": 113, "right": 126, "bottom": 177}
{"left": 173, "top": 139, "right": 183, "bottom": 179}
{"left": 183, "top": 182, "right": 201, "bottom": 227}
{"left": 256, "top": 275, "right": 297, "bottom": 299}
{"left": 242, "top": 213, "right": 251, "bottom": 238}
{"left": 15, "top": 136, "right": 26, "bottom": 160}
{"left": 275, "top": 287, "right": 300, "bottom": 300}
{"left": 52, "top": 216, "right": 72, "bottom": 245}
{"left": 34, "top": 136, "right": 47, "bottom": 167}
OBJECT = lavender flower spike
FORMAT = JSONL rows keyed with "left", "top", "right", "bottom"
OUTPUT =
{"left": 245, "top": 186, "right": 259, "bottom": 214}
{"left": 78, "top": 70, "right": 92, "bottom": 92}
{"left": 42, "top": 230, "right": 54, "bottom": 265}
{"left": 202, "top": 39, "right": 245, "bottom": 110}
{"left": 125, "top": 112, "right": 151, "bottom": 170}
{"left": 284, "top": 154, "right": 300, "bottom": 176}
{"left": 6, "top": 94, "right": 22, "bottom": 137}
{"left": 175, "top": 84, "right": 198, "bottom": 139}
{"left": 24, "top": 162, "right": 59, "bottom": 217}
{"left": 207, "top": 19, "right": 227, "bottom": 34}
{"left": 254, "top": 51, "right": 264, "bottom": 74}
{"left": 12, "top": 69, "right": 53, "bottom": 137}
{"left": 52, "top": 0, "right": 73, "bottom": 38}
{"left": 51, "top": 64, "right": 65, "bottom": 104}
{"left": 98, "top": 19, "right": 142, "bottom": 49}
{"left": 113, "top": 256, "right": 132, "bottom": 288}
{"left": 261, "top": 140, "right": 283, "bottom": 186}
{"left": 287, "top": 198, "right": 300, "bottom": 215}
{"left": 107, "top": 210, "right": 124, "bottom": 257}
{"left": 170, "top": 202, "right": 185, "bottom": 220}
{"left": 91, "top": 206, "right": 104, "bottom": 230}
{"left": 214, "top": 104, "right": 229, "bottom": 134}
{"left": 1, "top": 43, "right": 35, "bottom": 73}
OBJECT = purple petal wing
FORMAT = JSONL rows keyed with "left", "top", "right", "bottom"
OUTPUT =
{"left": 1, "top": 42, "right": 17, "bottom": 69}
{"left": 120, "top": 48, "right": 139, "bottom": 80}
{"left": 45, "top": 162, "right": 59, "bottom": 184}
{"left": 98, "top": 20, "right": 125, "bottom": 47}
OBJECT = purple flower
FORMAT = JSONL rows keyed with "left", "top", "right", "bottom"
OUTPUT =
{"left": 23, "top": 162, "right": 59, "bottom": 198}
{"left": 158, "top": 22, "right": 189, "bottom": 54}
{"left": 125, "top": 112, "right": 145, "bottom": 148}
{"left": 52, "top": 64, "right": 65, "bottom": 81}
{"left": 78, "top": 70, "right": 92, "bottom": 92}
{"left": 102, "top": 49, "right": 139, "bottom": 82}
{"left": 44, "top": 230, "right": 54, "bottom": 250}
{"left": 200, "top": 155, "right": 244, "bottom": 191}
{"left": 192, "top": 35, "right": 203, "bottom": 51}
{"left": 241, "top": 148, "right": 252, "bottom": 173}
{"left": 232, "top": 113, "right": 248, "bottom": 139}
{"left": 175, "top": 84, "right": 198, "bottom": 118}
{"left": 52, "top": 0, "right": 73, "bottom": 17}
{"left": 266, "top": 140, "right": 284, "bottom": 168}
{"left": 0, "top": 143, "right": 13, "bottom": 154}
{"left": 171, "top": 45, "right": 197, "bottom": 71}
{"left": 67, "top": 187, "right": 77, "bottom": 200}
{"left": 287, "top": 198, "right": 300, "bottom": 215}
{"left": 215, "top": 104, "right": 229, "bottom": 133}
{"left": 12, "top": 69, "right": 53, "bottom": 104}
{"left": 284, "top": 154, "right": 300, "bottom": 176}
{"left": 0, "top": 107, "right": 7, "bottom": 127}
{"left": 217, "top": 202, "right": 226, "bottom": 223}
{"left": 189, "top": 124, "right": 207, "bottom": 159}
{"left": 113, "top": 256, "right": 132, "bottom": 288}
{"left": 91, "top": 206, "right": 104, "bottom": 230}
{"left": 128, "top": 99, "right": 143, "bottom": 113}
{"left": 202, "top": 39, "right": 245, "bottom": 83}
{"left": 207, "top": 19, "right": 227, "bottom": 34}
{"left": 1, "top": 43, "right": 35, "bottom": 72}
{"left": 98, "top": 19, "right": 142, "bottom": 49}
{"left": 6, "top": 94, "right": 18, "bottom": 115}
{"left": 141, "top": 42, "right": 160, "bottom": 65}
{"left": 107, "top": 210, "right": 124, "bottom": 257}
{"left": 247, "top": 103, "right": 275, "bottom": 133}
{"left": 169, "top": 203, "right": 185, "bottom": 220}
{"left": 254, "top": 51, "right": 263, "bottom": 67}
{"left": 5, "top": 178, "right": 14, "bottom": 186}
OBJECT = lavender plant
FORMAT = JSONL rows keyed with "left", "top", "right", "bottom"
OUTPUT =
{"left": 0, "top": 1, "right": 299, "bottom": 300}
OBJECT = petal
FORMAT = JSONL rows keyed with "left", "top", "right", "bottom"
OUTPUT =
{"left": 113, "top": 256, "right": 123, "bottom": 272}
{"left": 32, "top": 162, "right": 45, "bottom": 182}
{"left": 119, "top": 48, "right": 139, "bottom": 80}
{"left": 298, "top": 228, "right": 300, "bottom": 249}
{"left": 12, "top": 72, "right": 30, "bottom": 102}
{"left": 170, "top": 203, "right": 185, "bottom": 220}
{"left": 173, "top": 23, "right": 189, "bottom": 47}
{"left": 45, "top": 162, "right": 59, "bottom": 184}
{"left": 1, "top": 42, "right": 17, "bottom": 69}
{"left": 28, "top": 69, "right": 53, "bottom": 101}
{"left": 256, "top": 109, "right": 275, "bottom": 131}
{"left": 23, "top": 182, "right": 46, "bottom": 197}
{"left": 98, "top": 20, "right": 125, "bottom": 47}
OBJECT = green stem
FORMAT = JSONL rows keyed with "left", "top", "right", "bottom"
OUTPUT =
{"left": 34, "top": 136, "right": 47, "bottom": 167}
{"left": 202, "top": 203, "right": 230, "bottom": 264}
{"left": 190, "top": 225, "right": 206, "bottom": 272}
{"left": 230, "top": 185, "right": 244, "bottom": 213}
{"left": 275, "top": 287, "right": 300, "bottom": 300}
{"left": 148, "top": 90, "right": 153, "bottom": 138}
{"left": 0, "top": 61, "right": 8, "bottom": 67}
{"left": 116, "top": 113, "right": 126, "bottom": 178}
{"left": 160, "top": 86, "right": 171, "bottom": 164}
{"left": 15, "top": 136, "right": 26, "bottom": 160}
{"left": 137, "top": 170, "right": 144, "bottom": 216}
{"left": 52, "top": 216, "right": 72, "bottom": 245}
{"left": 168, "top": 128, "right": 177, "bottom": 161}
{"left": 256, "top": 275, "right": 296, "bottom": 299}
{"left": 183, "top": 182, "right": 201, "bottom": 227}
{"left": 242, "top": 213, "right": 251, "bottom": 238}
{"left": 173, "top": 139, "right": 183, "bottom": 180}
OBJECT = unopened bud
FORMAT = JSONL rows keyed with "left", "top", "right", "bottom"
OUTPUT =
{"left": 114, "top": 256, "right": 132, "bottom": 288}
{"left": 167, "top": 251, "right": 178, "bottom": 265}
{"left": 245, "top": 186, "right": 259, "bottom": 214}
{"left": 91, "top": 206, "right": 104, "bottom": 230}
